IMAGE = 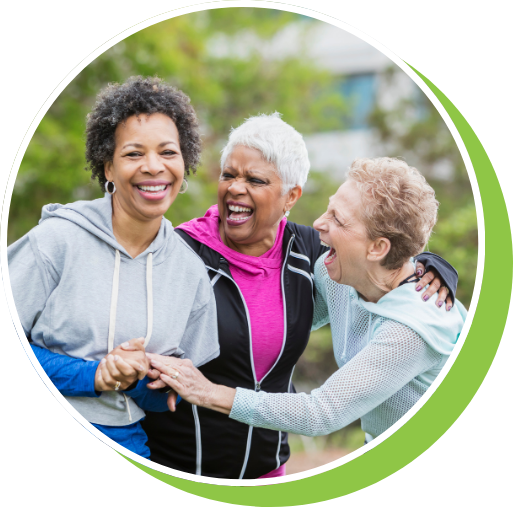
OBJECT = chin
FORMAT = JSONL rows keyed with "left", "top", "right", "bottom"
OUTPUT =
{"left": 140, "top": 202, "right": 170, "bottom": 219}
{"left": 327, "top": 265, "right": 343, "bottom": 284}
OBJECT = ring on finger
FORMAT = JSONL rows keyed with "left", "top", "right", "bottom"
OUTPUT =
{"left": 114, "top": 381, "right": 121, "bottom": 391}
{"left": 171, "top": 371, "right": 180, "bottom": 380}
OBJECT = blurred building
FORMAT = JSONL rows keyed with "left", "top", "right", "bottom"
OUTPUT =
{"left": 273, "top": 21, "right": 426, "bottom": 178}
{"left": 209, "top": 18, "right": 453, "bottom": 181}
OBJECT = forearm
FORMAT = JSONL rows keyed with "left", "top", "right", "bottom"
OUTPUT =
{"left": 31, "top": 344, "right": 100, "bottom": 397}
{"left": 129, "top": 376, "right": 178, "bottom": 412}
{"left": 229, "top": 334, "right": 440, "bottom": 436}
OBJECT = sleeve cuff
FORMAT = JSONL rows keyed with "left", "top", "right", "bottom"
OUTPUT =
{"left": 229, "top": 387, "right": 260, "bottom": 425}
{"left": 79, "top": 360, "right": 101, "bottom": 397}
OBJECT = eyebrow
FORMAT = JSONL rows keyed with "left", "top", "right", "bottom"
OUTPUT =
{"left": 121, "top": 141, "right": 178, "bottom": 149}
{"left": 224, "top": 166, "right": 269, "bottom": 178}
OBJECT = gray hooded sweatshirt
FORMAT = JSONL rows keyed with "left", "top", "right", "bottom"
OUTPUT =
{"left": 8, "top": 194, "right": 219, "bottom": 426}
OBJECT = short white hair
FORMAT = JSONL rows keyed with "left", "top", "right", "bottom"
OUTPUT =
{"left": 220, "top": 113, "right": 310, "bottom": 194}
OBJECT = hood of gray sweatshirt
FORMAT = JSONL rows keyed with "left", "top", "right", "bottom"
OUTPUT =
{"left": 8, "top": 194, "right": 219, "bottom": 426}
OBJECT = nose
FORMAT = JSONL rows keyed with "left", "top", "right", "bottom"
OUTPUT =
{"left": 227, "top": 177, "right": 248, "bottom": 196}
{"left": 313, "top": 212, "right": 328, "bottom": 232}
{"left": 143, "top": 151, "right": 165, "bottom": 175}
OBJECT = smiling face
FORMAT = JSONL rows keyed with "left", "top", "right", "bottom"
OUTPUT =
{"left": 313, "top": 179, "right": 373, "bottom": 286}
{"left": 104, "top": 113, "right": 185, "bottom": 223}
{"left": 218, "top": 145, "right": 300, "bottom": 255}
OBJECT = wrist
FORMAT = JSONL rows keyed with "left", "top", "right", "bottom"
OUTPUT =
{"left": 205, "top": 384, "right": 236, "bottom": 415}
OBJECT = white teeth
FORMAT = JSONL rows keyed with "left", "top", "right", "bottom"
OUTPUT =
{"left": 320, "top": 240, "right": 330, "bottom": 247}
{"left": 230, "top": 216, "right": 250, "bottom": 221}
{"left": 228, "top": 204, "right": 253, "bottom": 213}
{"left": 325, "top": 248, "right": 337, "bottom": 262}
{"left": 137, "top": 185, "right": 167, "bottom": 192}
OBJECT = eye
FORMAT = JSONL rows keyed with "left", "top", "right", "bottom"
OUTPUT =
{"left": 249, "top": 178, "right": 265, "bottom": 185}
{"left": 221, "top": 172, "right": 235, "bottom": 179}
{"left": 125, "top": 151, "right": 142, "bottom": 158}
{"left": 331, "top": 213, "right": 343, "bottom": 226}
{"left": 162, "top": 149, "right": 178, "bottom": 156}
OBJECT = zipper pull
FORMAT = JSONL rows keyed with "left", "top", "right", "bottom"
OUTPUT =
{"left": 255, "top": 382, "right": 261, "bottom": 392}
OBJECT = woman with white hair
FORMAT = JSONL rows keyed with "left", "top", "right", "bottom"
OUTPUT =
{"left": 150, "top": 157, "right": 466, "bottom": 448}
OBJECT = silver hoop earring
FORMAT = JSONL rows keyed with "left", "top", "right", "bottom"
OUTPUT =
{"left": 284, "top": 210, "right": 290, "bottom": 217}
{"left": 179, "top": 179, "right": 188, "bottom": 194}
{"left": 105, "top": 181, "right": 116, "bottom": 195}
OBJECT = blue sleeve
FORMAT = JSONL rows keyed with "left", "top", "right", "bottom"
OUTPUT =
{"left": 31, "top": 344, "right": 100, "bottom": 397}
{"left": 128, "top": 376, "right": 181, "bottom": 413}
{"left": 32, "top": 344, "right": 181, "bottom": 411}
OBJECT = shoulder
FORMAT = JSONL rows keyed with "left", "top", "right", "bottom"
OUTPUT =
{"left": 286, "top": 222, "right": 328, "bottom": 263}
{"left": 24, "top": 216, "right": 90, "bottom": 257}
{"left": 173, "top": 231, "right": 210, "bottom": 272}
{"left": 286, "top": 222, "right": 318, "bottom": 243}
{"left": 370, "top": 317, "right": 442, "bottom": 365}
{"left": 373, "top": 317, "right": 423, "bottom": 342}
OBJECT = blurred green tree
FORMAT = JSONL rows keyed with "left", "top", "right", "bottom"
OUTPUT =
{"left": 9, "top": 8, "right": 345, "bottom": 244}
{"left": 368, "top": 67, "right": 478, "bottom": 307}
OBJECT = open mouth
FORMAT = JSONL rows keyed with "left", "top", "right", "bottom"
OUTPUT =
{"left": 226, "top": 203, "right": 254, "bottom": 226}
{"left": 321, "top": 240, "right": 337, "bottom": 265}
{"left": 134, "top": 182, "right": 171, "bottom": 201}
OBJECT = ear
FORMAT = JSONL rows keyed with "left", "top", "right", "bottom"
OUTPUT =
{"left": 284, "top": 185, "right": 303, "bottom": 212}
{"left": 367, "top": 237, "right": 391, "bottom": 263}
{"left": 104, "top": 161, "right": 113, "bottom": 183}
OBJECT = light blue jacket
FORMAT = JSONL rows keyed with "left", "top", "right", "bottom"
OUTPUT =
{"left": 230, "top": 256, "right": 466, "bottom": 440}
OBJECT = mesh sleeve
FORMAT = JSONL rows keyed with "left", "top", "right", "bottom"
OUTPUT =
{"left": 312, "top": 255, "right": 330, "bottom": 331}
{"left": 230, "top": 324, "right": 441, "bottom": 436}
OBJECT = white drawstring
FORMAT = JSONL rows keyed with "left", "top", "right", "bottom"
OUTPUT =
{"left": 144, "top": 252, "right": 153, "bottom": 347}
{"left": 107, "top": 250, "right": 121, "bottom": 354}
{"left": 107, "top": 249, "right": 154, "bottom": 423}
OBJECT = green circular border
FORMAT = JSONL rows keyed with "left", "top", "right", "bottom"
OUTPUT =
{"left": 118, "top": 66, "right": 512, "bottom": 504}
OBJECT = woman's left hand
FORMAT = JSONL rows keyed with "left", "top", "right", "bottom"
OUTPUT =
{"left": 147, "top": 355, "right": 215, "bottom": 407}
{"left": 415, "top": 262, "right": 453, "bottom": 311}
{"left": 147, "top": 354, "right": 235, "bottom": 414}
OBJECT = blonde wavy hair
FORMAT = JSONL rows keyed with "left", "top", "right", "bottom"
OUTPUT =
{"left": 348, "top": 157, "right": 439, "bottom": 270}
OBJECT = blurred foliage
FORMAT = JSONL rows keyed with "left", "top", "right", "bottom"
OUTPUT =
{"left": 8, "top": 8, "right": 345, "bottom": 244}
{"left": 369, "top": 67, "right": 478, "bottom": 307}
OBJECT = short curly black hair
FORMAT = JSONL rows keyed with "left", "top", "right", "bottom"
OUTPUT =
{"left": 85, "top": 76, "right": 201, "bottom": 190}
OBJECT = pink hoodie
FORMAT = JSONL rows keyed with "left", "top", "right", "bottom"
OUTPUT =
{"left": 177, "top": 205, "right": 286, "bottom": 381}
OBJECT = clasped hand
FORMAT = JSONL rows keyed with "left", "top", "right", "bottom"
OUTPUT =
{"left": 94, "top": 337, "right": 149, "bottom": 392}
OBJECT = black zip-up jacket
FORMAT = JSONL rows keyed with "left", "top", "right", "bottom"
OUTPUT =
{"left": 142, "top": 224, "right": 457, "bottom": 479}
{"left": 142, "top": 222, "right": 327, "bottom": 479}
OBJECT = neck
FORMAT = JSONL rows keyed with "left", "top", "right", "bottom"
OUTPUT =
{"left": 219, "top": 223, "right": 279, "bottom": 257}
{"left": 111, "top": 197, "right": 162, "bottom": 258}
{"left": 356, "top": 261, "right": 414, "bottom": 303}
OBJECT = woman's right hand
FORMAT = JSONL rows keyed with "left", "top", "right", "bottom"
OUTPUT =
{"left": 94, "top": 337, "right": 149, "bottom": 392}
{"left": 95, "top": 354, "right": 139, "bottom": 391}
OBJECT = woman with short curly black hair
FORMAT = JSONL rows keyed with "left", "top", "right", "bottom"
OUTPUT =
{"left": 8, "top": 76, "right": 219, "bottom": 458}
{"left": 85, "top": 76, "right": 201, "bottom": 190}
